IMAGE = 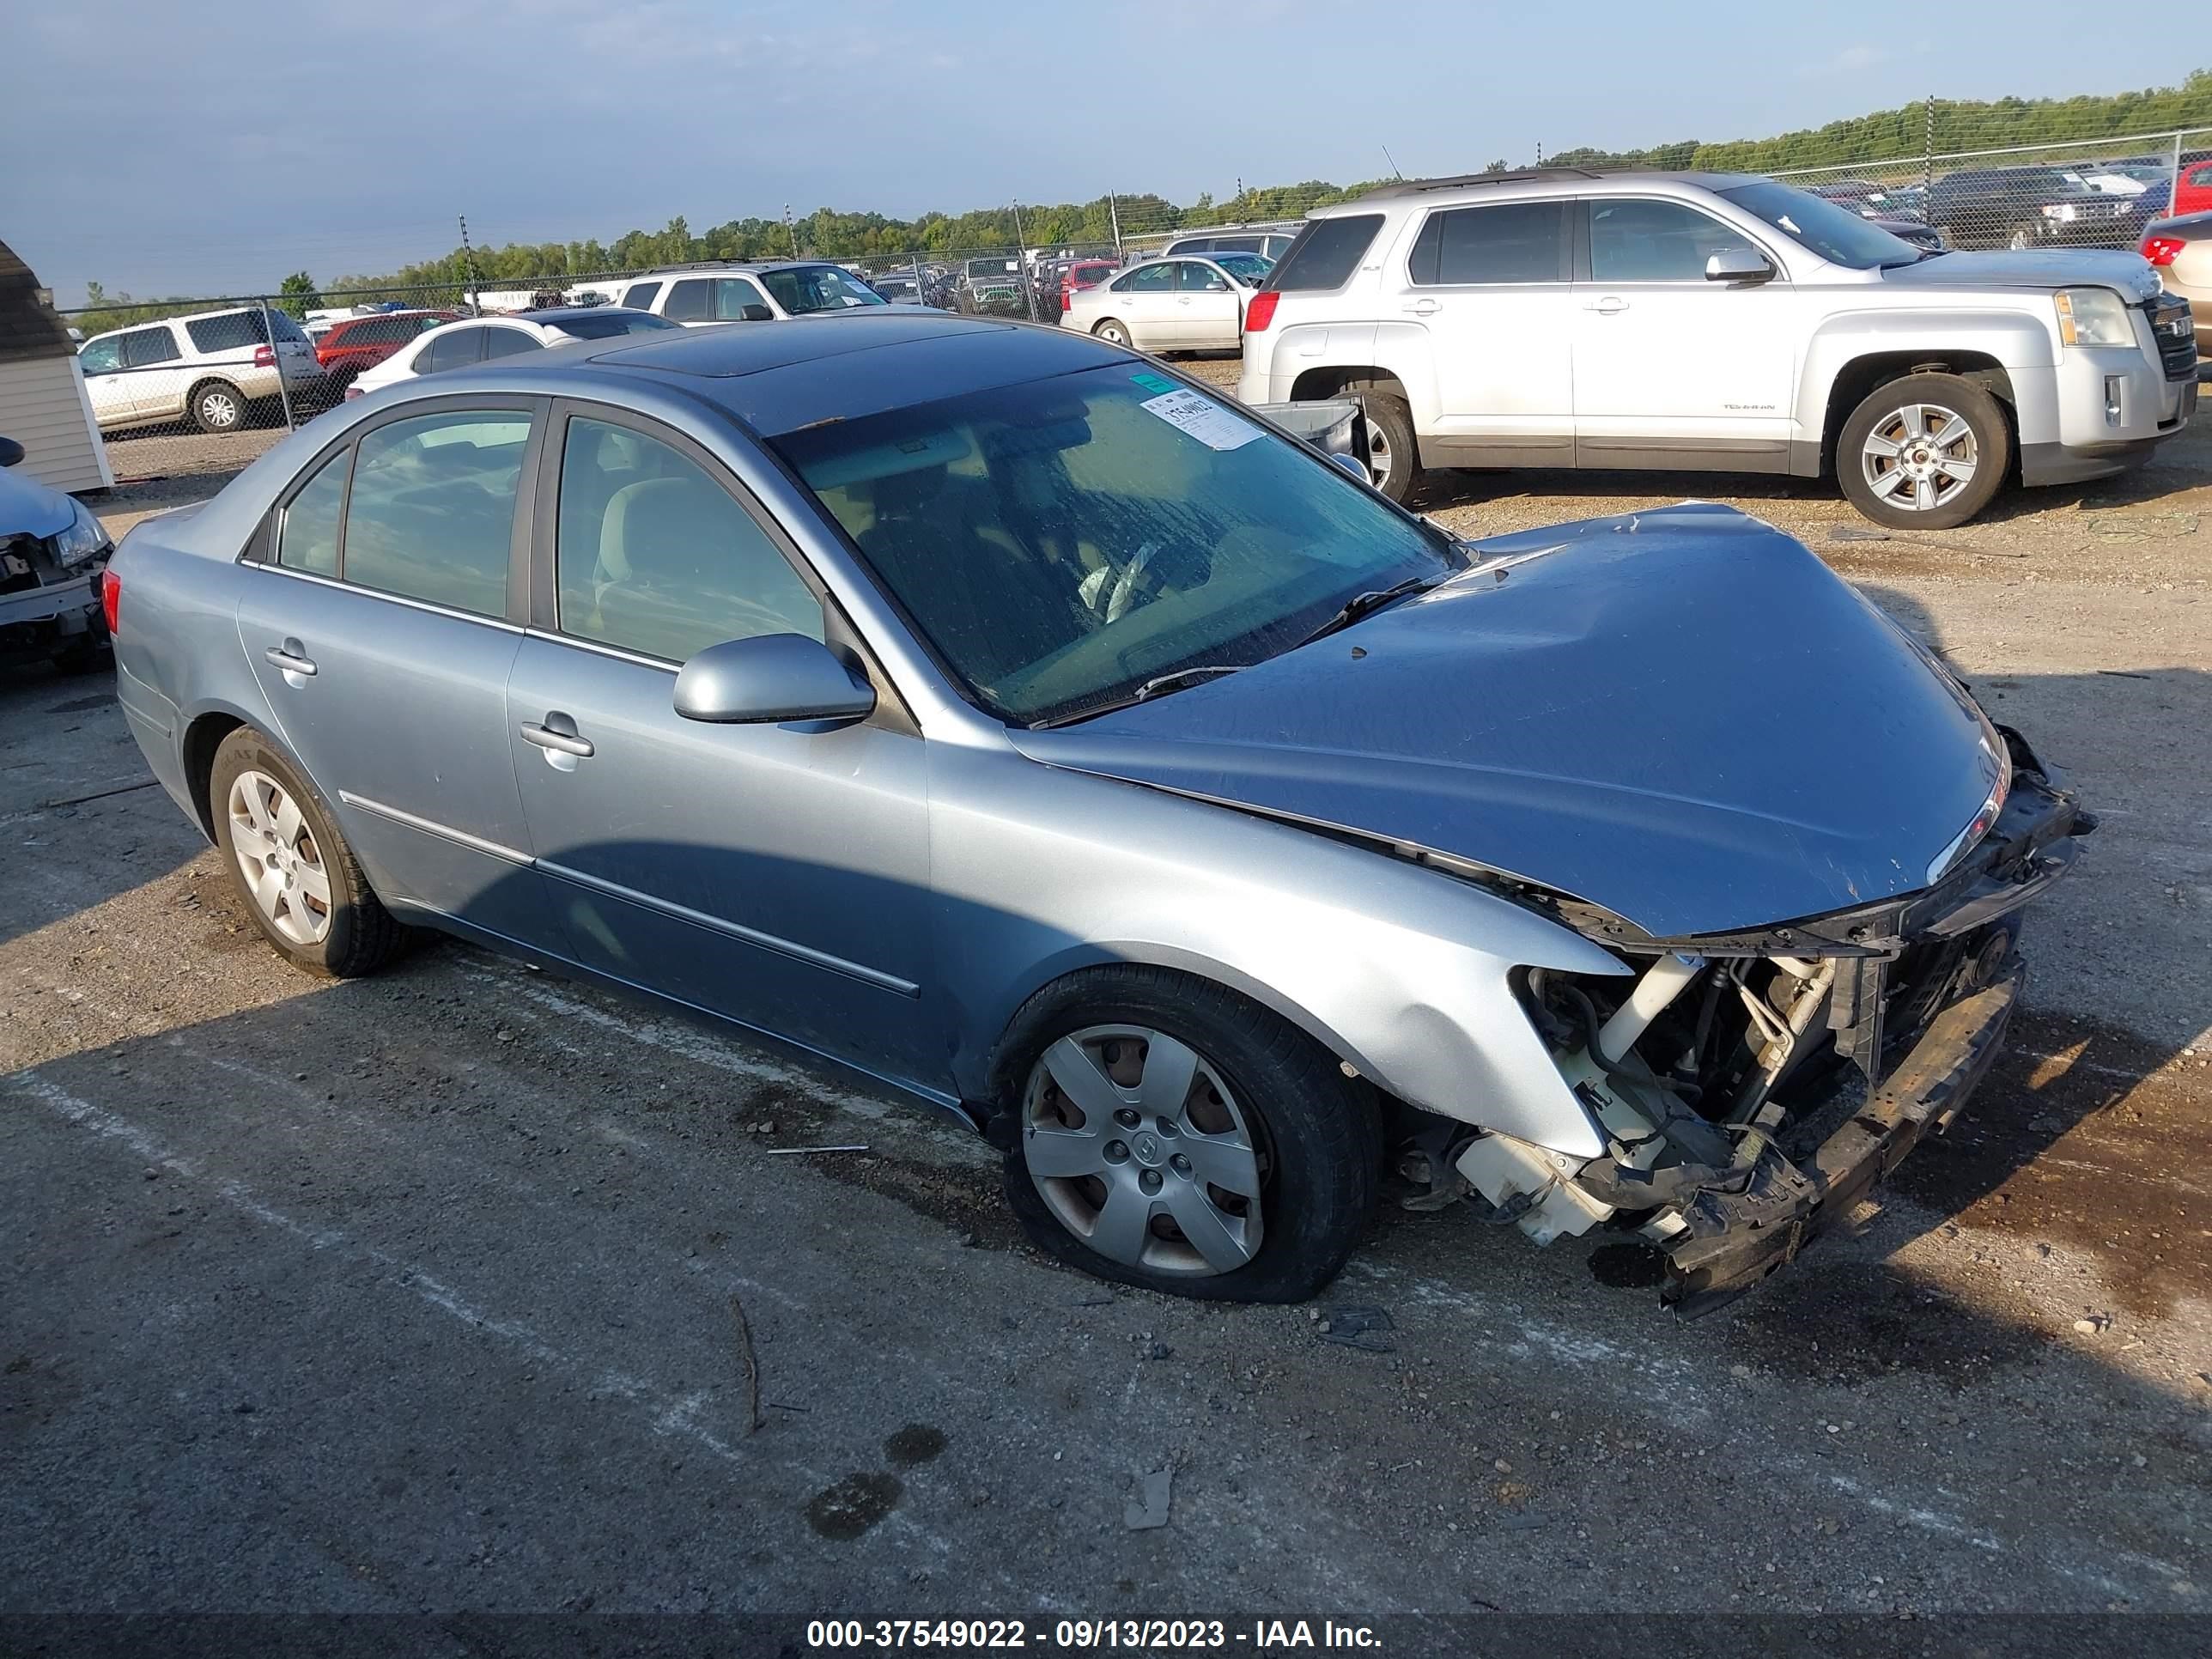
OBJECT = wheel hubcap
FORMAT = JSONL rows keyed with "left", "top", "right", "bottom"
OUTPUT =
{"left": 204, "top": 393, "right": 236, "bottom": 426}
{"left": 1364, "top": 418, "right": 1394, "bottom": 490}
{"left": 1021, "top": 1024, "right": 1265, "bottom": 1276}
{"left": 227, "top": 769, "right": 332, "bottom": 945}
{"left": 1862, "top": 402, "right": 1978, "bottom": 514}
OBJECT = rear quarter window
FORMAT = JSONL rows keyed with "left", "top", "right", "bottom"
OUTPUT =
{"left": 1266, "top": 215, "right": 1384, "bottom": 291}
{"left": 185, "top": 311, "right": 268, "bottom": 354}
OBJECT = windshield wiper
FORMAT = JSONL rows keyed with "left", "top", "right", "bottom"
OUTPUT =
{"left": 1295, "top": 572, "right": 1451, "bottom": 647}
{"left": 1030, "top": 665, "right": 1246, "bottom": 728}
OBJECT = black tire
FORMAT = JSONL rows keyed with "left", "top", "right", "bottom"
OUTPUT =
{"left": 994, "top": 966, "right": 1382, "bottom": 1303}
{"left": 208, "top": 726, "right": 405, "bottom": 978}
{"left": 1343, "top": 386, "right": 1419, "bottom": 504}
{"left": 1836, "top": 372, "right": 2010, "bottom": 531}
{"left": 188, "top": 380, "right": 246, "bottom": 434}
{"left": 1091, "top": 318, "right": 1132, "bottom": 349}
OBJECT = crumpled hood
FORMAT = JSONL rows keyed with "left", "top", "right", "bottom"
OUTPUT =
{"left": 1878, "top": 248, "right": 2160, "bottom": 301}
{"left": 0, "top": 462, "right": 77, "bottom": 540}
{"left": 1009, "top": 505, "right": 2003, "bottom": 939}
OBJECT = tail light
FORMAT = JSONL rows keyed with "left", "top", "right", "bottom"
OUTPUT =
{"left": 100, "top": 568, "right": 120, "bottom": 635}
{"left": 1244, "top": 291, "right": 1280, "bottom": 331}
{"left": 1061, "top": 287, "right": 1072, "bottom": 313}
{"left": 2140, "top": 235, "right": 2185, "bottom": 266}
{"left": 252, "top": 344, "right": 276, "bottom": 368}
{"left": 343, "top": 384, "right": 364, "bottom": 402}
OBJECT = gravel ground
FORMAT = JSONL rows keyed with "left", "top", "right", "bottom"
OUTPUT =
{"left": 7, "top": 373, "right": 2209, "bottom": 1621}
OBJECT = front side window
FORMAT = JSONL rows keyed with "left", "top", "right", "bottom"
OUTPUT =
{"left": 124, "top": 327, "right": 182, "bottom": 368}
{"left": 714, "top": 276, "right": 769, "bottom": 319}
{"left": 78, "top": 337, "right": 124, "bottom": 374}
{"left": 277, "top": 446, "right": 347, "bottom": 576}
{"left": 758, "top": 265, "right": 887, "bottom": 314}
{"left": 775, "top": 365, "right": 1450, "bottom": 724}
{"left": 1588, "top": 198, "right": 1762, "bottom": 283}
{"left": 1176, "top": 261, "right": 1231, "bottom": 292}
{"left": 556, "top": 416, "right": 822, "bottom": 664}
{"left": 1718, "top": 181, "right": 1917, "bottom": 270}
{"left": 1408, "top": 201, "right": 1566, "bottom": 285}
{"left": 341, "top": 411, "right": 529, "bottom": 615}
{"left": 664, "top": 279, "right": 711, "bottom": 321}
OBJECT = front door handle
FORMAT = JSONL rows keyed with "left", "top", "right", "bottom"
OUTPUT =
{"left": 520, "top": 720, "right": 594, "bottom": 759}
{"left": 1585, "top": 296, "right": 1630, "bottom": 315}
{"left": 1403, "top": 298, "right": 1440, "bottom": 316}
{"left": 264, "top": 641, "right": 317, "bottom": 677}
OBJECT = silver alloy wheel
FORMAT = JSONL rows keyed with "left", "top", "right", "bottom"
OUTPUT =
{"left": 1363, "top": 415, "right": 1395, "bottom": 493}
{"left": 198, "top": 387, "right": 241, "bottom": 429}
{"left": 1021, "top": 1024, "right": 1266, "bottom": 1275}
{"left": 227, "top": 769, "right": 333, "bottom": 945}
{"left": 1095, "top": 319, "right": 1130, "bottom": 347}
{"left": 1860, "top": 401, "right": 1978, "bottom": 514}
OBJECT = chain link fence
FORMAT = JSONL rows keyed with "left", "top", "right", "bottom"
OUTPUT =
{"left": 47, "top": 107, "right": 2210, "bottom": 487}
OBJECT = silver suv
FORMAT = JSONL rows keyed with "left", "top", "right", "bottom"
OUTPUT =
{"left": 1240, "top": 168, "right": 2197, "bottom": 526}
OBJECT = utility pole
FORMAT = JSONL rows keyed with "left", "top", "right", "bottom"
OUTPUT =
{"left": 1923, "top": 94, "right": 1936, "bottom": 200}
{"left": 783, "top": 204, "right": 800, "bottom": 259}
{"left": 457, "top": 213, "right": 481, "bottom": 314}
{"left": 1109, "top": 193, "right": 1123, "bottom": 257}
{"left": 1011, "top": 199, "right": 1035, "bottom": 321}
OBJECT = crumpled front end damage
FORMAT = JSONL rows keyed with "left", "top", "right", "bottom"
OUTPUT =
{"left": 1436, "top": 725, "right": 2089, "bottom": 1316}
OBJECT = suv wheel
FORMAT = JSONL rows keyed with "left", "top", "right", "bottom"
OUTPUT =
{"left": 996, "top": 967, "right": 1382, "bottom": 1303}
{"left": 189, "top": 380, "right": 246, "bottom": 434}
{"left": 1346, "top": 389, "right": 1419, "bottom": 503}
{"left": 1838, "top": 373, "right": 2010, "bottom": 530}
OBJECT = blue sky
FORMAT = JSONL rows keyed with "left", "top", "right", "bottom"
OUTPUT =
{"left": 4, "top": 0, "right": 2197, "bottom": 307}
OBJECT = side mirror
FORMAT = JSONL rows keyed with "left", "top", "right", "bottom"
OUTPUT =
{"left": 738, "top": 303, "right": 774, "bottom": 323}
{"left": 0, "top": 436, "right": 22, "bottom": 468}
{"left": 1705, "top": 248, "right": 1777, "bottom": 284}
{"left": 673, "top": 634, "right": 876, "bottom": 726}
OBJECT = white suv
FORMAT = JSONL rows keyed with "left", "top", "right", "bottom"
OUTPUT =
{"left": 600, "top": 262, "right": 894, "bottom": 325}
{"left": 1240, "top": 169, "right": 2197, "bottom": 526}
{"left": 76, "top": 307, "right": 324, "bottom": 434}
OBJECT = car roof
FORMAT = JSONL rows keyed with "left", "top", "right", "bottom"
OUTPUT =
{"left": 509, "top": 306, "right": 646, "bottom": 325}
{"left": 82, "top": 303, "right": 264, "bottom": 342}
{"left": 565, "top": 311, "right": 1131, "bottom": 438}
{"left": 1310, "top": 168, "right": 1765, "bottom": 216}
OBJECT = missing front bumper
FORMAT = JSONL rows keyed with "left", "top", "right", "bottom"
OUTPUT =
{"left": 1659, "top": 966, "right": 2021, "bottom": 1317}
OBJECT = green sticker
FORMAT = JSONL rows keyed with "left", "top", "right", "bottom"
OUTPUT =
{"left": 1130, "top": 372, "right": 1176, "bottom": 394}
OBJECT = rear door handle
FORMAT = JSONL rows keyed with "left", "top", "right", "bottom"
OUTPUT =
{"left": 264, "top": 641, "right": 317, "bottom": 677}
{"left": 1585, "top": 296, "right": 1630, "bottom": 315}
{"left": 520, "top": 720, "right": 593, "bottom": 759}
{"left": 1403, "top": 298, "right": 1440, "bottom": 316}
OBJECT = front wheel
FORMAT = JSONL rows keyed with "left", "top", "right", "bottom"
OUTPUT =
{"left": 1091, "top": 318, "right": 1132, "bottom": 349}
{"left": 1837, "top": 372, "right": 2010, "bottom": 530}
{"left": 997, "top": 967, "right": 1382, "bottom": 1302}
{"left": 209, "top": 726, "right": 406, "bottom": 978}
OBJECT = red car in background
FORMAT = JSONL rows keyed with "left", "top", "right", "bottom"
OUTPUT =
{"left": 312, "top": 310, "right": 459, "bottom": 398}
{"left": 1055, "top": 260, "right": 1120, "bottom": 314}
{"left": 2176, "top": 154, "right": 2212, "bottom": 216}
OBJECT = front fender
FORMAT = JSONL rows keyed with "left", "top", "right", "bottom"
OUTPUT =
{"left": 1798, "top": 307, "right": 2057, "bottom": 438}
{"left": 930, "top": 745, "right": 1627, "bottom": 1158}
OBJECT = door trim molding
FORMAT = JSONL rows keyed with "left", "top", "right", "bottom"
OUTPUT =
{"left": 537, "top": 859, "right": 921, "bottom": 999}
{"left": 337, "top": 791, "right": 533, "bottom": 865}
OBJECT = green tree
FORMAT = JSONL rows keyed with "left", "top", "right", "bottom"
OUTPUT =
{"left": 276, "top": 271, "right": 319, "bottom": 319}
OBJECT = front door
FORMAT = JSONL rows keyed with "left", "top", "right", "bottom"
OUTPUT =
{"left": 234, "top": 399, "right": 556, "bottom": 949}
{"left": 1387, "top": 199, "right": 1576, "bottom": 468}
{"left": 507, "top": 407, "right": 939, "bottom": 1086}
{"left": 76, "top": 336, "right": 131, "bottom": 428}
{"left": 1571, "top": 197, "right": 1799, "bottom": 471}
{"left": 1172, "top": 260, "right": 1243, "bottom": 349}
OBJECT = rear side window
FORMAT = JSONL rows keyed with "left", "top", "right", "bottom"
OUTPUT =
{"left": 481, "top": 327, "right": 542, "bottom": 361}
{"left": 2190, "top": 163, "right": 2212, "bottom": 188}
{"left": 424, "top": 328, "right": 484, "bottom": 374}
{"left": 664, "top": 279, "right": 711, "bottom": 321}
{"left": 124, "top": 327, "right": 182, "bottom": 368}
{"left": 1408, "top": 201, "right": 1567, "bottom": 285}
{"left": 185, "top": 311, "right": 268, "bottom": 353}
{"left": 277, "top": 447, "right": 347, "bottom": 577}
{"left": 1118, "top": 263, "right": 1176, "bottom": 294}
{"left": 623, "top": 282, "right": 662, "bottom": 310}
{"left": 341, "top": 411, "right": 530, "bottom": 615}
{"left": 1266, "top": 215, "right": 1383, "bottom": 291}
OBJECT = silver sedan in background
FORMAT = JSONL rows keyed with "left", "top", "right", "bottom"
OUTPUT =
{"left": 105, "top": 313, "right": 2087, "bottom": 1313}
{"left": 1064, "top": 254, "right": 1271, "bottom": 352}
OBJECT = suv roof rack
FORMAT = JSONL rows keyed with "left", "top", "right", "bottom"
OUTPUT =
{"left": 1358, "top": 167, "right": 1613, "bottom": 199}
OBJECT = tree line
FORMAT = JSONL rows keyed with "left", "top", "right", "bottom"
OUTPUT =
{"left": 65, "top": 70, "right": 2211, "bottom": 331}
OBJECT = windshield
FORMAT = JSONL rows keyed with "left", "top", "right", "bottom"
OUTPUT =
{"left": 1719, "top": 180, "right": 1923, "bottom": 269}
{"left": 772, "top": 364, "right": 1452, "bottom": 725}
{"left": 550, "top": 311, "right": 679, "bottom": 339}
{"left": 759, "top": 266, "right": 888, "bottom": 314}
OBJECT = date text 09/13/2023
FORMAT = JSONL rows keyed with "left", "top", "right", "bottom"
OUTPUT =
{"left": 804, "top": 1617, "right": 1382, "bottom": 1649}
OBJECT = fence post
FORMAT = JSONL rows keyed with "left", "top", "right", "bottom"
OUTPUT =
{"left": 1923, "top": 94, "right": 1935, "bottom": 202}
{"left": 1012, "top": 200, "right": 1036, "bottom": 322}
{"left": 259, "top": 298, "right": 298, "bottom": 434}
{"left": 2171, "top": 129, "right": 2185, "bottom": 204}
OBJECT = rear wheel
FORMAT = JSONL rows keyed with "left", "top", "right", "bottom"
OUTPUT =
{"left": 997, "top": 967, "right": 1382, "bottom": 1302}
{"left": 1838, "top": 372, "right": 2010, "bottom": 530}
{"left": 189, "top": 380, "right": 246, "bottom": 434}
{"left": 209, "top": 727, "right": 405, "bottom": 978}
{"left": 1344, "top": 388, "right": 1419, "bottom": 502}
{"left": 1091, "top": 318, "right": 1132, "bottom": 349}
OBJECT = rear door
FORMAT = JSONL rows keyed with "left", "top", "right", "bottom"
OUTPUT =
{"left": 1173, "top": 260, "right": 1243, "bottom": 349}
{"left": 1105, "top": 260, "right": 1179, "bottom": 348}
{"left": 1388, "top": 199, "right": 1575, "bottom": 467}
{"left": 1571, "top": 196, "right": 1797, "bottom": 471}
{"left": 124, "top": 325, "right": 189, "bottom": 422}
{"left": 234, "top": 398, "right": 558, "bottom": 949}
{"left": 505, "top": 404, "right": 939, "bottom": 1084}
{"left": 663, "top": 278, "right": 714, "bottom": 325}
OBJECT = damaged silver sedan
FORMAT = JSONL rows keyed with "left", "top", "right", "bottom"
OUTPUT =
{"left": 106, "top": 313, "right": 2088, "bottom": 1313}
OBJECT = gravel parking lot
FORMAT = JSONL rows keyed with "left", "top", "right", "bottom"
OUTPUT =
{"left": 5, "top": 374, "right": 2209, "bottom": 1623}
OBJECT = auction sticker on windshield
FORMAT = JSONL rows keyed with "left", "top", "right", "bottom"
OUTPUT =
{"left": 1139, "top": 387, "right": 1261, "bottom": 452}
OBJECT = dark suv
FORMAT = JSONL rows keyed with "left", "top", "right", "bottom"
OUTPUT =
{"left": 312, "top": 310, "right": 459, "bottom": 397}
{"left": 1925, "top": 166, "right": 2144, "bottom": 251}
